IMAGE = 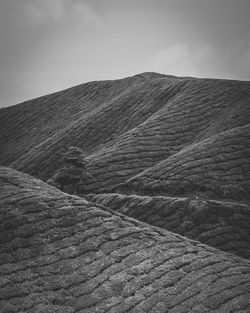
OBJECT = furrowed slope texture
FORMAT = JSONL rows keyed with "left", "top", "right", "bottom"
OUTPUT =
{"left": 85, "top": 193, "right": 250, "bottom": 260}
{"left": 1, "top": 73, "right": 249, "bottom": 197}
{"left": 0, "top": 73, "right": 170, "bottom": 166}
{"left": 115, "top": 124, "right": 250, "bottom": 200}
{"left": 1, "top": 166, "right": 250, "bottom": 313}
{"left": 3, "top": 73, "right": 184, "bottom": 176}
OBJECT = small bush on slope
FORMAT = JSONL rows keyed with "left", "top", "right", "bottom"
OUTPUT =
{"left": 48, "top": 146, "right": 95, "bottom": 194}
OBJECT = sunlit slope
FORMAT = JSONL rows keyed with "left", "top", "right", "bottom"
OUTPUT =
{"left": 1, "top": 166, "right": 250, "bottom": 312}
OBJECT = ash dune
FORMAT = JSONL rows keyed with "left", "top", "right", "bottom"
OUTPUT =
{"left": 1, "top": 73, "right": 250, "bottom": 312}
{"left": 1, "top": 166, "right": 250, "bottom": 313}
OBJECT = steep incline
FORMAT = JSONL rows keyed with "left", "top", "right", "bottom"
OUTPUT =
{"left": 86, "top": 193, "right": 250, "bottom": 259}
{"left": 1, "top": 166, "right": 250, "bottom": 312}
{"left": 0, "top": 73, "right": 249, "bottom": 202}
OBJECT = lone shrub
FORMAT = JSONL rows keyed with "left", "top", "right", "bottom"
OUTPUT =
{"left": 50, "top": 146, "right": 95, "bottom": 194}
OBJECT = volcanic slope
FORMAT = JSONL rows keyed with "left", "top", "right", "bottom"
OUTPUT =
{"left": 1, "top": 166, "right": 250, "bottom": 313}
{"left": 1, "top": 73, "right": 250, "bottom": 200}
{"left": 86, "top": 193, "right": 250, "bottom": 260}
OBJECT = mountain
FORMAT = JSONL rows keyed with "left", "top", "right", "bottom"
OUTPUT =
{"left": 1, "top": 72, "right": 250, "bottom": 201}
{"left": 86, "top": 193, "right": 250, "bottom": 260}
{"left": 1, "top": 166, "right": 250, "bottom": 312}
{"left": 1, "top": 73, "right": 250, "bottom": 312}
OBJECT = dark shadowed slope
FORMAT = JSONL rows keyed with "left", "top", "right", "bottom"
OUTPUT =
{"left": 1, "top": 166, "right": 250, "bottom": 313}
{"left": 85, "top": 193, "right": 250, "bottom": 260}
{"left": 1, "top": 73, "right": 250, "bottom": 200}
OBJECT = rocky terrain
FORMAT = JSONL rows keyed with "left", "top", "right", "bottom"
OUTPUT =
{"left": 0, "top": 72, "right": 250, "bottom": 312}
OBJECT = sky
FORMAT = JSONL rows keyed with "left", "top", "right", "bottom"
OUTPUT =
{"left": 0, "top": 0, "right": 250, "bottom": 107}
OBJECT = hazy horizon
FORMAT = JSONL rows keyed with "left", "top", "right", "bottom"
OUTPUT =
{"left": 1, "top": 0, "right": 250, "bottom": 107}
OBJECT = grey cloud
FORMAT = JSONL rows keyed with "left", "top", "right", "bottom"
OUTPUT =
{"left": 0, "top": 0, "right": 250, "bottom": 107}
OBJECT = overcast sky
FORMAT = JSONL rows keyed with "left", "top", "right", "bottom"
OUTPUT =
{"left": 0, "top": 0, "right": 250, "bottom": 107}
